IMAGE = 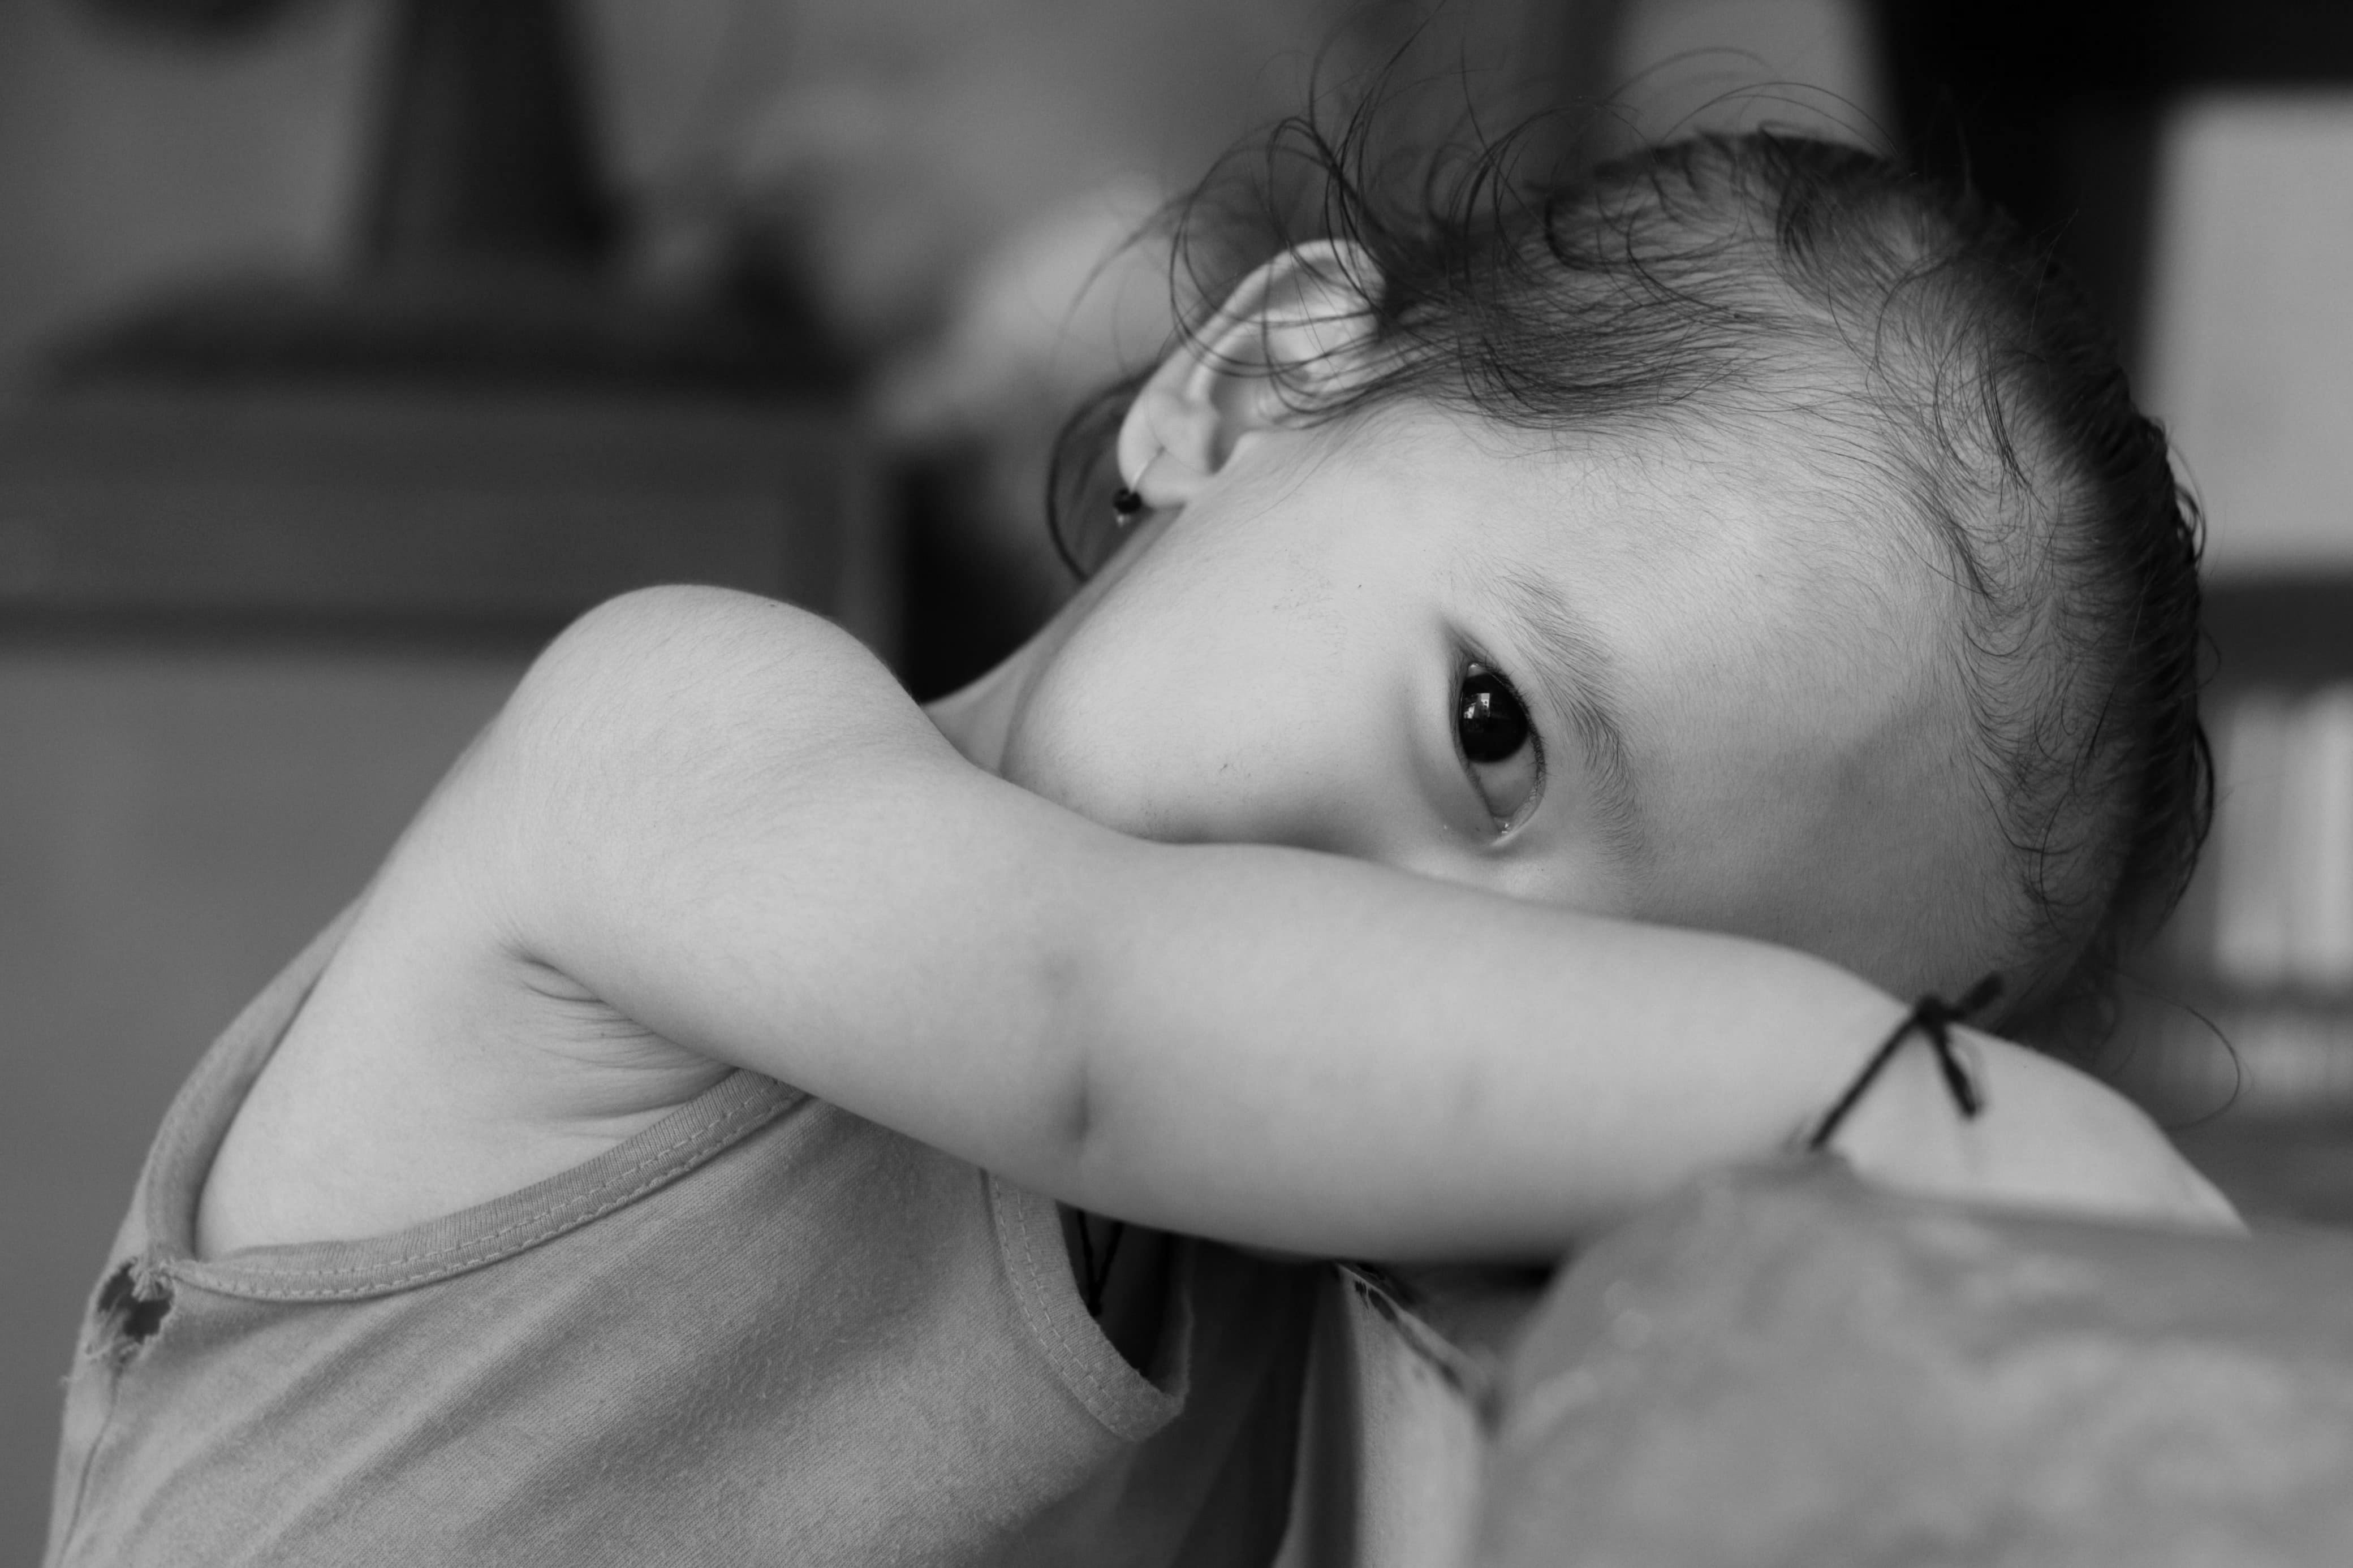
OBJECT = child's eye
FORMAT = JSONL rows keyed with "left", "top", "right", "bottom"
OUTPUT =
{"left": 1455, "top": 664, "right": 1542, "bottom": 828}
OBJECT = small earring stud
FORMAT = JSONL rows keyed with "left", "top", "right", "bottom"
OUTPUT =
{"left": 1111, "top": 449, "right": 1165, "bottom": 526}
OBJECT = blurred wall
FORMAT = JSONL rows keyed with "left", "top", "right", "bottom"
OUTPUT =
{"left": 2145, "top": 92, "right": 2353, "bottom": 576}
{"left": 0, "top": 0, "right": 1378, "bottom": 387}
{"left": 1605, "top": 0, "right": 1887, "bottom": 147}
{"left": 0, "top": 0, "right": 746, "bottom": 383}
{"left": 0, "top": 0, "right": 373, "bottom": 386}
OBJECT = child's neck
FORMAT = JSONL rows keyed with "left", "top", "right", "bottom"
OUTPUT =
{"left": 921, "top": 624, "right": 1063, "bottom": 777}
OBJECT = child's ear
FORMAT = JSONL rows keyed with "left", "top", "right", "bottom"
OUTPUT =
{"left": 1116, "top": 239, "right": 1383, "bottom": 507}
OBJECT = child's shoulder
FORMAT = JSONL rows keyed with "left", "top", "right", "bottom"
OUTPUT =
{"left": 197, "top": 588, "right": 928, "bottom": 1255}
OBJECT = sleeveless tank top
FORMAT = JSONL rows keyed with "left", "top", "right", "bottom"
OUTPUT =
{"left": 44, "top": 915, "right": 1316, "bottom": 1566}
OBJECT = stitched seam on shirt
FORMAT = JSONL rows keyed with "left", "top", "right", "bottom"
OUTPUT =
{"left": 217, "top": 1092, "right": 768, "bottom": 1281}
{"left": 191, "top": 1155, "right": 713, "bottom": 1298}
{"left": 180, "top": 1088, "right": 785, "bottom": 1297}
{"left": 1006, "top": 1189, "right": 1131, "bottom": 1418}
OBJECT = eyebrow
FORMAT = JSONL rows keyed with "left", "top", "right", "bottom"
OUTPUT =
{"left": 1491, "top": 572, "right": 1645, "bottom": 864}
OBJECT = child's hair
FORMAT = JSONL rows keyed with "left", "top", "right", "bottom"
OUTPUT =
{"left": 1047, "top": 110, "right": 2210, "bottom": 1059}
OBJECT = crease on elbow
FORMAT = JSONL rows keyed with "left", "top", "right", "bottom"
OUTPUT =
{"left": 1033, "top": 933, "right": 1119, "bottom": 1212}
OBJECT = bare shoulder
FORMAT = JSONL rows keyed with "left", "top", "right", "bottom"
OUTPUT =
{"left": 522, "top": 585, "right": 894, "bottom": 702}
{"left": 199, "top": 589, "right": 934, "bottom": 1255}
{"left": 468, "top": 584, "right": 979, "bottom": 976}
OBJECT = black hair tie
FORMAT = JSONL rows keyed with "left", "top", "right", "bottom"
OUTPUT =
{"left": 1804, "top": 973, "right": 2005, "bottom": 1152}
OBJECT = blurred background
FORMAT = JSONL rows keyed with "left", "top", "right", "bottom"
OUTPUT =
{"left": 3, "top": 0, "right": 2352, "bottom": 1551}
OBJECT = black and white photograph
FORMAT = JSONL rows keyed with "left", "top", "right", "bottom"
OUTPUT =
{"left": 7, "top": 1, "right": 2353, "bottom": 1562}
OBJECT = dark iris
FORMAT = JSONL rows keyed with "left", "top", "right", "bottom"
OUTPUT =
{"left": 1457, "top": 667, "right": 1531, "bottom": 763}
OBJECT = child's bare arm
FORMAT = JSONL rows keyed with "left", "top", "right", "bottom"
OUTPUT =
{"left": 437, "top": 587, "right": 2222, "bottom": 1260}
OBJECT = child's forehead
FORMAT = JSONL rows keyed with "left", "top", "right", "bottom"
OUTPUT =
{"left": 1292, "top": 400, "right": 1942, "bottom": 668}
{"left": 1411, "top": 408, "right": 1992, "bottom": 973}
{"left": 1419, "top": 408, "right": 1937, "bottom": 632}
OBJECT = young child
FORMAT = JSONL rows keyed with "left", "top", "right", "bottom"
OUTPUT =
{"left": 48, "top": 128, "right": 2231, "bottom": 1566}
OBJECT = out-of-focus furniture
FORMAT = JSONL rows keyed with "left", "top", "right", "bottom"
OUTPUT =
{"left": 2111, "top": 579, "right": 2353, "bottom": 1227}
{"left": 1873, "top": 0, "right": 2353, "bottom": 372}
{"left": 0, "top": 389, "right": 886, "bottom": 637}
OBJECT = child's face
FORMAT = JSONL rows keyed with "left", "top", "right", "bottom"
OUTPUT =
{"left": 973, "top": 401, "right": 2000, "bottom": 999}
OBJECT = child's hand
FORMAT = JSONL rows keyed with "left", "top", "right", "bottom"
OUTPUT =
{"left": 1824, "top": 1031, "right": 2242, "bottom": 1231}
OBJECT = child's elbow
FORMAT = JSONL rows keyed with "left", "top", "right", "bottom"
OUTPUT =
{"left": 503, "top": 587, "right": 873, "bottom": 757}
{"left": 527, "top": 586, "right": 805, "bottom": 698}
